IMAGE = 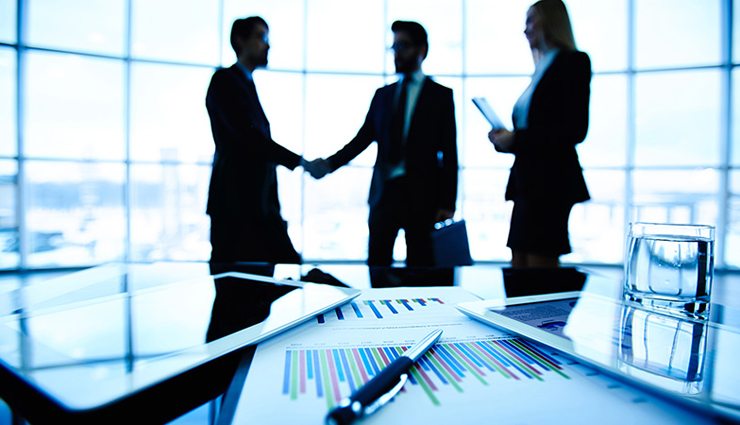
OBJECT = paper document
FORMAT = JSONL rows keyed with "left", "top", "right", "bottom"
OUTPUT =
{"left": 472, "top": 97, "right": 507, "bottom": 130}
{"left": 226, "top": 287, "right": 710, "bottom": 425}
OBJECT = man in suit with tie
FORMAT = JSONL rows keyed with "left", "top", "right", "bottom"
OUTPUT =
{"left": 205, "top": 16, "right": 316, "bottom": 269}
{"left": 310, "top": 21, "right": 458, "bottom": 266}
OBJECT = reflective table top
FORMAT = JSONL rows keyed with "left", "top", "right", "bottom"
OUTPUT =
{"left": 0, "top": 262, "right": 737, "bottom": 423}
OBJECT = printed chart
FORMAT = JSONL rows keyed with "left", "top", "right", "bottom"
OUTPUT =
{"left": 316, "top": 297, "right": 446, "bottom": 323}
{"left": 282, "top": 336, "right": 569, "bottom": 408}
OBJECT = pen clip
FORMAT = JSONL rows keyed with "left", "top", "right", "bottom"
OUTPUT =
{"left": 362, "top": 373, "right": 408, "bottom": 417}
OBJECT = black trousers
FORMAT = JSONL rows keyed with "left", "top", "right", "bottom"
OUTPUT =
{"left": 368, "top": 177, "right": 435, "bottom": 266}
{"left": 209, "top": 214, "right": 300, "bottom": 267}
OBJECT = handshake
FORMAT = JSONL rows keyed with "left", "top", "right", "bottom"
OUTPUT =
{"left": 300, "top": 158, "right": 332, "bottom": 179}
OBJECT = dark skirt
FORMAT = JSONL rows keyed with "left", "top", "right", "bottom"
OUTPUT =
{"left": 506, "top": 199, "right": 574, "bottom": 256}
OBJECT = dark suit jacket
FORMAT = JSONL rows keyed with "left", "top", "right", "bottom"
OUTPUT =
{"left": 205, "top": 65, "right": 301, "bottom": 263}
{"left": 205, "top": 64, "right": 301, "bottom": 220}
{"left": 506, "top": 50, "right": 591, "bottom": 204}
{"left": 327, "top": 77, "right": 458, "bottom": 214}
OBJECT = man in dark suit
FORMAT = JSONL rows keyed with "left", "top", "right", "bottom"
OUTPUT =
{"left": 309, "top": 21, "right": 458, "bottom": 266}
{"left": 206, "top": 16, "right": 316, "bottom": 268}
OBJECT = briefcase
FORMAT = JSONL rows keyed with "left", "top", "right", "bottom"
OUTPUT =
{"left": 431, "top": 219, "right": 474, "bottom": 267}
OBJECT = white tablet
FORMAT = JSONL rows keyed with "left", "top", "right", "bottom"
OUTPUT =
{"left": 0, "top": 270, "right": 360, "bottom": 420}
{"left": 457, "top": 291, "right": 740, "bottom": 422}
{"left": 472, "top": 97, "right": 507, "bottom": 130}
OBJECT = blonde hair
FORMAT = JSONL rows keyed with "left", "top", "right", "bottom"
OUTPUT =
{"left": 530, "top": 0, "right": 577, "bottom": 51}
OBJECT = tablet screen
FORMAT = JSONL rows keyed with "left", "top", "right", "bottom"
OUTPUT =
{"left": 0, "top": 271, "right": 360, "bottom": 411}
{"left": 457, "top": 284, "right": 740, "bottom": 422}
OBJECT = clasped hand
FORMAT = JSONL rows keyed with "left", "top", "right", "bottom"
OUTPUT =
{"left": 301, "top": 158, "right": 331, "bottom": 179}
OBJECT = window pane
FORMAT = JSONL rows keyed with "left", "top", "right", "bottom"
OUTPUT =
{"left": 726, "top": 171, "right": 740, "bottom": 267}
{"left": 278, "top": 167, "right": 304, "bottom": 254}
{"left": 253, "top": 71, "right": 305, "bottom": 156}
{"left": 463, "top": 76, "right": 529, "bottom": 167}
{"left": 0, "top": 48, "right": 16, "bottom": 157}
{"left": 132, "top": 0, "right": 219, "bottom": 64}
{"left": 635, "top": 0, "right": 721, "bottom": 69}
{"left": 735, "top": 0, "right": 740, "bottom": 63}
{"left": 0, "top": 160, "right": 18, "bottom": 269}
{"left": 222, "top": 0, "right": 305, "bottom": 70}
{"left": 303, "top": 168, "right": 371, "bottom": 260}
{"left": 578, "top": 74, "right": 628, "bottom": 167}
{"left": 24, "top": 52, "right": 125, "bottom": 160}
{"left": 26, "top": 0, "right": 125, "bottom": 56}
{"left": 306, "top": 0, "right": 384, "bottom": 73}
{"left": 25, "top": 161, "right": 125, "bottom": 268}
{"left": 563, "top": 170, "right": 625, "bottom": 264}
{"left": 631, "top": 169, "right": 719, "bottom": 227}
{"left": 465, "top": 0, "right": 532, "bottom": 75}
{"left": 635, "top": 70, "right": 721, "bottom": 166}
{"left": 131, "top": 63, "right": 214, "bottom": 163}
{"left": 461, "top": 169, "right": 512, "bottom": 262}
{"left": 304, "top": 74, "right": 385, "bottom": 166}
{"left": 130, "top": 164, "right": 210, "bottom": 262}
{"left": 732, "top": 69, "right": 740, "bottom": 166}
{"left": 0, "top": 0, "right": 15, "bottom": 43}
{"left": 387, "top": 0, "right": 462, "bottom": 75}
{"left": 566, "top": 0, "right": 627, "bottom": 72}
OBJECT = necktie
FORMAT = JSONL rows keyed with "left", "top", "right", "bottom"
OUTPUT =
{"left": 389, "top": 77, "right": 409, "bottom": 165}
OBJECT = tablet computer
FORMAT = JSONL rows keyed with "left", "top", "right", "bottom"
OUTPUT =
{"left": 457, "top": 289, "right": 740, "bottom": 422}
{"left": 0, "top": 269, "right": 360, "bottom": 422}
{"left": 472, "top": 97, "right": 507, "bottom": 130}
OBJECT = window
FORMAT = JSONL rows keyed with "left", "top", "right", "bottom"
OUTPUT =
{"left": 130, "top": 63, "right": 214, "bottom": 163}
{"left": 130, "top": 163, "right": 210, "bottom": 261}
{"left": 0, "top": 0, "right": 15, "bottom": 44}
{"left": 635, "top": 0, "right": 721, "bottom": 69}
{"left": 0, "top": 48, "right": 15, "bottom": 158}
{"left": 3, "top": 0, "right": 740, "bottom": 269}
{"left": 634, "top": 70, "right": 721, "bottom": 167}
{"left": 567, "top": 0, "right": 628, "bottom": 72}
{"left": 222, "top": 0, "right": 305, "bottom": 70}
{"left": 578, "top": 74, "right": 628, "bottom": 167}
{"left": 24, "top": 52, "right": 125, "bottom": 161}
{"left": 387, "top": 0, "right": 463, "bottom": 75}
{"left": 306, "top": 0, "right": 385, "bottom": 73}
{"left": 465, "top": 0, "right": 532, "bottom": 75}
{"left": 25, "top": 161, "right": 125, "bottom": 268}
{"left": 0, "top": 160, "right": 18, "bottom": 269}
{"left": 26, "top": 0, "right": 126, "bottom": 56}
{"left": 132, "top": 0, "right": 219, "bottom": 64}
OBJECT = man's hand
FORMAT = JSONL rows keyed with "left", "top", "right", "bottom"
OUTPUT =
{"left": 434, "top": 209, "right": 455, "bottom": 223}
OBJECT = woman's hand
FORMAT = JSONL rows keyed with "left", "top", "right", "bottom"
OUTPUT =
{"left": 488, "top": 129, "right": 515, "bottom": 153}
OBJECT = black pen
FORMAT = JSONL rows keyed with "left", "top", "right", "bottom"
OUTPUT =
{"left": 325, "top": 329, "right": 443, "bottom": 425}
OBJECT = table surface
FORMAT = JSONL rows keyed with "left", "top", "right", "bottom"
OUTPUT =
{"left": 0, "top": 262, "right": 737, "bottom": 424}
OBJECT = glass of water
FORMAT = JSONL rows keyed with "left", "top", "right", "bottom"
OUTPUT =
{"left": 624, "top": 222, "right": 714, "bottom": 320}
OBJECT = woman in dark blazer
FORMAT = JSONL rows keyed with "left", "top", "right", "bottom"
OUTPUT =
{"left": 488, "top": 0, "right": 591, "bottom": 268}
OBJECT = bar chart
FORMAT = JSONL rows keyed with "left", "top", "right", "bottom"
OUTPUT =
{"left": 282, "top": 337, "right": 569, "bottom": 408}
{"left": 316, "top": 297, "right": 446, "bottom": 324}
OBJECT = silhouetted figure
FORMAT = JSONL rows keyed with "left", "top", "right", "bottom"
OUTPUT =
{"left": 488, "top": 0, "right": 591, "bottom": 268}
{"left": 206, "top": 17, "right": 321, "bottom": 268}
{"left": 309, "top": 21, "right": 458, "bottom": 267}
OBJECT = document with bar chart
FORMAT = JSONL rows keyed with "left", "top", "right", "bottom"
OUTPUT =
{"left": 226, "top": 287, "right": 706, "bottom": 425}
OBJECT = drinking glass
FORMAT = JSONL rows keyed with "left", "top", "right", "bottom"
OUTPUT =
{"left": 624, "top": 222, "right": 714, "bottom": 320}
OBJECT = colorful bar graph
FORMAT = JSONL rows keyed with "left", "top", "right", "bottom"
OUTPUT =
{"left": 317, "top": 298, "right": 449, "bottom": 323}
{"left": 282, "top": 338, "right": 568, "bottom": 408}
